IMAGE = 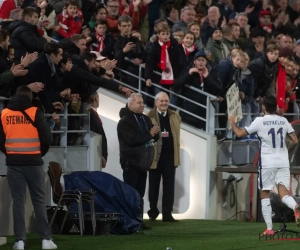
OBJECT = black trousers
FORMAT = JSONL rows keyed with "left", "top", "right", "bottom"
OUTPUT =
{"left": 122, "top": 163, "right": 147, "bottom": 219}
{"left": 148, "top": 152, "right": 176, "bottom": 218}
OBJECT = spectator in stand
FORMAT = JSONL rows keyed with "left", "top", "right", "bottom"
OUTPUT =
{"left": 246, "top": 28, "right": 266, "bottom": 61}
{"left": 0, "top": 29, "right": 38, "bottom": 75}
{"left": 32, "top": 0, "right": 56, "bottom": 38}
{"left": 91, "top": 51, "right": 116, "bottom": 80}
{"left": 131, "top": 30, "right": 142, "bottom": 42}
{"left": 7, "top": 45, "right": 14, "bottom": 67}
{"left": 146, "top": 18, "right": 168, "bottom": 51}
{"left": 88, "top": 3, "right": 107, "bottom": 31}
{"left": 51, "top": 0, "right": 82, "bottom": 40}
{"left": 0, "top": 0, "right": 24, "bottom": 19}
{"left": 293, "top": 39, "right": 300, "bottom": 65}
{"left": 173, "top": 50, "right": 223, "bottom": 129}
{"left": 172, "top": 6, "right": 196, "bottom": 33}
{"left": 256, "top": 10, "right": 275, "bottom": 40}
{"left": 214, "top": 0, "right": 235, "bottom": 20}
{"left": 235, "top": 12, "right": 250, "bottom": 51}
{"left": 59, "top": 34, "right": 86, "bottom": 56}
{"left": 145, "top": 23, "right": 181, "bottom": 97}
{"left": 81, "top": 23, "right": 92, "bottom": 44}
{"left": 286, "top": 61, "right": 300, "bottom": 119}
{"left": 48, "top": 0, "right": 81, "bottom": 14}
{"left": 87, "top": 92, "right": 108, "bottom": 168}
{"left": 209, "top": 27, "right": 229, "bottom": 68}
{"left": 171, "top": 26, "right": 185, "bottom": 44}
{"left": 0, "top": 8, "right": 23, "bottom": 33}
{"left": 163, "top": 1, "right": 179, "bottom": 29}
{"left": 114, "top": 15, "right": 146, "bottom": 90}
{"left": 238, "top": 52, "right": 254, "bottom": 133}
{"left": 89, "top": 20, "right": 114, "bottom": 58}
{"left": 105, "top": 0, "right": 139, "bottom": 37}
{"left": 179, "top": 31, "right": 198, "bottom": 68}
{"left": 8, "top": 7, "right": 50, "bottom": 64}
{"left": 244, "top": 0, "right": 262, "bottom": 28}
{"left": 215, "top": 50, "right": 244, "bottom": 140}
{"left": 54, "top": 53, "right": 73, "bottom": 93}
{"left": 221, "top": 22, "right": 240, "bottom": 51}
{"left": 287, "top": 0, "right": 300, "bottom": 24}
{"left": 188, "top": 22, "right": 203, "bottom": 50}
{"left": 248, "top": 43, "right": 280, "bottom": 100}
{"left": 27, "top": 43, "right": 64, "bottom": 126}
{"left": 201, "top": 6, "right": 224, "bottom": 47}
{"left": 276, "top": 47, "right": 293, "bottom": 114}
{"left": 278, "top": 35, "right": 293, "bottom": 50}
{"left": 274, "top": 32, "right": 284, "bottom": 43}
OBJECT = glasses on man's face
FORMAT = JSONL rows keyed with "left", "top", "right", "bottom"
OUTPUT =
{"left": 108, "top": 5, "right": 119, "bottom": 8}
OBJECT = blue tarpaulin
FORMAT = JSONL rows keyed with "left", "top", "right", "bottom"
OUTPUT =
{"left": 64, "top": 171, "right": 142, "bottom": 234}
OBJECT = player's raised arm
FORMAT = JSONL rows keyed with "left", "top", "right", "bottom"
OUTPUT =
{"left": 228, "top": 115, "right": 248, "bottom": 138}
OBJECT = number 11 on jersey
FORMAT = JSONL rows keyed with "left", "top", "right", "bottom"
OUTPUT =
{"left": 268, "top": 127, "right": 283, "bottom": 148}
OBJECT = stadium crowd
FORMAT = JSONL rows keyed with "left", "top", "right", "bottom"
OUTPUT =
{"left": 0, "top": 0, "right": 299, "bottom": 138}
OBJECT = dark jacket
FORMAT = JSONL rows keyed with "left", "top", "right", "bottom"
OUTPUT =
{"left": 238, "top": 69, "right": 254, "bottom": 104}
{"left": 117, "top": 106, "right": 159, "bottom": 171}
{"left": 179, "top": 45, "right": 198, "bottom": 68}
{"left": 114, "top": 35, "right": 147, "bottom": 89}
{"left": 236, "top": 28, "right": 249, "bottom": 51}
{"left": 248, "top": 52, "right": 278, "bottom": 98}
{"left": 90, "top": 108, "right": 108, "bottom": 161}
{"left": 0, "top": 94, "right": 52, "bottom": 166}
{"left": 8, "top": 20, "right": 47, "bottom": 63}
{"left": 27, "top": 52, "right": 58, "bottom": 114}
{"left": 214, "top": 57, "right": 241, "bottom": 96}
{"left": 145, "top": 37, "right": 181, "bottom": 85}
{"left": 173, "top": 67, "right": 223, "bottom": 129}
{"left": 245, "top": 42, "right": 264, "bottom": 62}
{"left": 64, "top": 55, "right": 119, "bottom": 102}
{"left": 58, "top": 39, "right": 81, "bottom": 56}
{"left": 0, "top": 46, "right": 11, "bottom": 74}
{"left": 89, "top": 31, "right": 115, "bottom": 58}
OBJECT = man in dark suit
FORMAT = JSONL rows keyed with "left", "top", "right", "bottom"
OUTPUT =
{"left": 87, "top": 92, "right": 108, "bottom": 168}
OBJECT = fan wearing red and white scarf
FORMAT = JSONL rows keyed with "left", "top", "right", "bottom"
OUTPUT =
{"left": 96, "top": 33, "right": 106, "bottom": 53}
{"left": 181, "top": 42, "right": 196, "bottom": 56}
{"left": 158, "top": 39, "right": 174, "bottom": 85}
{"left": 61, "top": 7, "right": 83, "bottom": 22}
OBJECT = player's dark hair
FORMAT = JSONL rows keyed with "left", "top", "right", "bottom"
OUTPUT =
{"left": 262, "top": 95, "right": 277, "bottom": 114}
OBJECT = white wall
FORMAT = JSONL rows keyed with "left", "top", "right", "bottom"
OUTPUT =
{"left": 98, "top": 89, "right": 216, "bottom": 219}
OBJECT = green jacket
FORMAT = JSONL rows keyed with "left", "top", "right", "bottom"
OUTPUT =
{"left": 222, "top": 37, "right": 236, "bottom": 51}
{"left": 210, "top": 40, "right": 229, "bottom": 68}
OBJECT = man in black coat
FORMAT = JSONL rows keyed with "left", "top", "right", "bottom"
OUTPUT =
{"left": 87, "top": 92, "right": 108, "bottom": 167}
{"left": 8, "top": 7, "right": 50, "bottom": 64}
{"left": 114, "top": 15, "right": 147, "bottom": 90}
{"left": 117, "top": 93, "right": 160, "bottom": 230}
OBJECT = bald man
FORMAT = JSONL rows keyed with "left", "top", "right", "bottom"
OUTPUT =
{"left": 147, "top": 92, "right": 181, "bottom": 222}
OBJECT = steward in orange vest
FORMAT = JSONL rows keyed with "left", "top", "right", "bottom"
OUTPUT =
{"left": 0, "top": 88, "right": 52, "bottom": 166}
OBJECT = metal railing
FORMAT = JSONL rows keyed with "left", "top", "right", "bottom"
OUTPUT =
{"left": 114, "top": 57, "right": 218, "bottom": 134}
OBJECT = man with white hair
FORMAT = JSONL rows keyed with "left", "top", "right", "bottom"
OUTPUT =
{"left": 200, "top": 6, "right": 223, "bottom": 46}
{"left": 147, "top": 92, "right": 181, "bottom": 222}
{"left": 172, "top": 6, "right": 196, "bottom": 32}
{"left": 117, "top": 93, "right": 160, "bottom": 230}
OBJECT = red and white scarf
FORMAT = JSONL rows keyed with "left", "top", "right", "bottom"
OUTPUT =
{"left": 181, "top": 43, "right": 196, "bottom": 56}
{"left": 260, "top": 23, "right": 272, "bottom": 34}
{"left": 61, "top": 7, "right": 83, "bottom": 21}
{"left": 96, "top": 33, "right": 105, "bottom": 53}
{"left": 158, "top": 40, "right": 174, "bottom": 85}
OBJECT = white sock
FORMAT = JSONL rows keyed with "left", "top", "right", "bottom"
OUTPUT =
{"left": 261, "top": 198, "right": 273, "bottom": 230}
{"left": 282, "top": 195, "right": 297, "bottom": 210}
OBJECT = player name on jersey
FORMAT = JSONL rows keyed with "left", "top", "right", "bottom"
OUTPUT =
{"left": 263, "top": 121, "right": 286, "bottom": 126}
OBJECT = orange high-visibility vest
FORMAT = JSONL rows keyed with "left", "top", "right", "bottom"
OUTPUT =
{"left": 1, "top": 107, "right": 41, "bottom": 154}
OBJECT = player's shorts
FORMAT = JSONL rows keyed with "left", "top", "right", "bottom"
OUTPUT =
{"left": 258, "top": 167, "right": 290, "bottom": 190}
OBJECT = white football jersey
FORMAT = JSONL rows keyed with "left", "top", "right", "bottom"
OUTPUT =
{"left": 245, "top": 114, "right": 294, "bottom": 169}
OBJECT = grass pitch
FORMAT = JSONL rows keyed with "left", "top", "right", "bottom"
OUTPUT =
{"left": 3, "top": 220, "right": 300, "bottom": 250}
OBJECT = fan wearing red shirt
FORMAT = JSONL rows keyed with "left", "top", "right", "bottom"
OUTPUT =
{"left": 0, "top": 0, "right": 23, "bottom": 19}
{"left": 52, "top": 0, "right": 82, "bottom": 39}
